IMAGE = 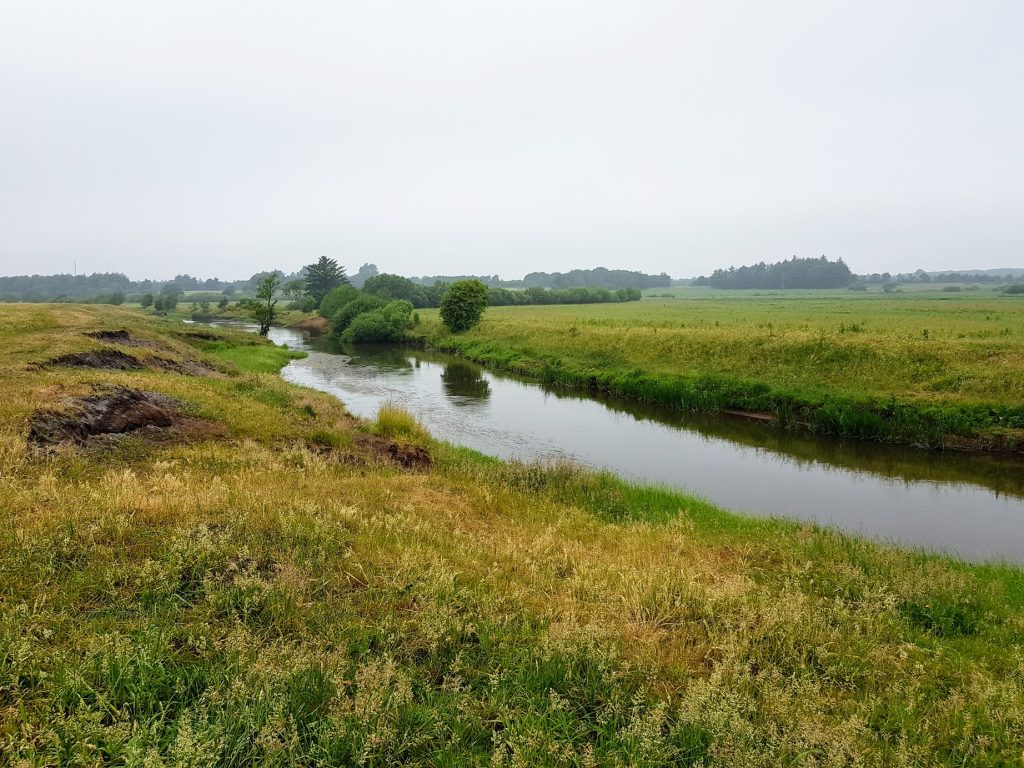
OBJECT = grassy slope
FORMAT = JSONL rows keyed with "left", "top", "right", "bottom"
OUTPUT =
{"left": 418, "top": 290, "right": 1024, "bottom": 448}
{"left": 1, "top": 304, "right": 1022, "bottom": 766}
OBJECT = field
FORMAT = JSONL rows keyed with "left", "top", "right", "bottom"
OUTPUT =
{"left": 1, "top": 303, "right": 1023, "bottom": 765}
{"left": 419, "top": 288, "right": 1024, "bottom": 449}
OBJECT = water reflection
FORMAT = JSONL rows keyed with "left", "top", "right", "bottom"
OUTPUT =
{"left": 440, "top": 359, "right": 491, "bottom": 404}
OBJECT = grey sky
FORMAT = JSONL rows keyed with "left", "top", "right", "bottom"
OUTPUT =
{"left": 1, "top": 1, "right": 1021, "bottom": 280}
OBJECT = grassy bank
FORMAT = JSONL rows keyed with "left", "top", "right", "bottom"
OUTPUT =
{"left": 417, "top": 291, "right": 1024, "bottom": 450}
{"left": 2, "top": 304, "right": 1022, "bottom": 765}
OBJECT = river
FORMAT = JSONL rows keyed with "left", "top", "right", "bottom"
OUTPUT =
{"left": 210, "top": 322, "right": 1024, "bottom": 563}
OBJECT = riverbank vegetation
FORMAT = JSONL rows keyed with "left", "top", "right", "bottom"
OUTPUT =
{"left": 419, "top": 291, "right": 1024, "bottom": 451}
{"left": 2, "top": 303, "right": 1022, "bottom": 764}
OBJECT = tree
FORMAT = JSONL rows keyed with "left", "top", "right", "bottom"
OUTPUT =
{"left": 218, "top": 295, "right": 230, "bottom": 309}
{"left": 239, "top": 273, "right": 281, "bottom": 336}
{"left": 140, "top": 293, "right": 154, "bottom": 308}
{"left": 160, "top": 283, "right": 183, "bottom": 303}
{"left": 303, "top": 256, "right": 349, "bottom": 307}
{"left": 283, "top": 279, "right": 306, "bottom": 302}
{"left": 319, "top": 284, "right": 360, "bottom": 319}
{"left": 440, "top": 280, "right": 489, "bottom": 333}
{"left": 352, "top": 262, "right": 379, "bottom": 288}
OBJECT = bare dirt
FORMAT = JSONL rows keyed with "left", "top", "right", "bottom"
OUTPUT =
{"left": 27, "top": 387, "right": 223, "bottom": 449}
{"left": 47, "top": 349, "right": 145, "bottom": 371}
{"left": 148, "top": 357, "right": 220, "bottom": 377}
{"left": 84, "top": 329, "right": 162, "bottom": 349}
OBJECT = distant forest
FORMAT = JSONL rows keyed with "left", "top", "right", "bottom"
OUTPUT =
{"left": 410, "top": 267, "right": 670, "bottom": 290}
{"left": 693, "top": 256, "right": 855, "bottom": 289}
{"left": 0, "top": 271, "right": 304, "bottom": 304}
{"left": 0, "top": 265, "right": 669, "bottom": 303}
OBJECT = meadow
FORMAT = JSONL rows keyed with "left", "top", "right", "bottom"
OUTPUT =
{"left": 418, "top": 287, "right": 1024, "bottom": 449}
{"left": 1, "top": 304, "right": 1022, "bottom": 765}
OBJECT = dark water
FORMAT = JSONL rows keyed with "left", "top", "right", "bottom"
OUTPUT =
{"left": 217, "top": 323, "right": 1024, "bottom": 563}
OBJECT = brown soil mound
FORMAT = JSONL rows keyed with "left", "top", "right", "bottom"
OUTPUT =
{"left": 28, "top": 387, "right": 177, "bottom": 447}
{"left": 84, "top": 329, "right": 162, "bottom": 349}
{"left": 387, "top": 442, "right": 433, "bottom": 469}
{"left": 150, "top": 357, "right": 220, "bottom": 377}
{"left": 48, "top": 349, "right": 144, "bottom": 371}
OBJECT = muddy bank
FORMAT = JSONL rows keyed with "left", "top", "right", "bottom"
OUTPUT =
{"left": 28, "top": 387, "right": 222, "bottom": 449}
{"left": 288, "top": 316, "right": 329, "bottom": 334}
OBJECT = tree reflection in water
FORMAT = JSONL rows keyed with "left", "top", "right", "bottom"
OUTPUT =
{"left": 441, "top": 359, "right": 491, "bottom": 403}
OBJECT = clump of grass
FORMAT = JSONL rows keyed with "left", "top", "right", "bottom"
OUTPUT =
{"left": 372, "top": 400, "right": 430, "bottom": 443}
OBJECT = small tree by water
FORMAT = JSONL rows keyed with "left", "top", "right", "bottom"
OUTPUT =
{"left": 440, "top": 279, "right": 489, "bottom": 333}
{"left": 239, "top": 273, "right": 281, "bottom": 336}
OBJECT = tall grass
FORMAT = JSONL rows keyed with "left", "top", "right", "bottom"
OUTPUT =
{"left": 417, "top": 294, "right": 1024, "bottom": 449}
{"left": 372, "top": 400, "right": 430, "bottom": 443}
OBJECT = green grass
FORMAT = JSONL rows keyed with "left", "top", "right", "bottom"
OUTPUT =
{"left": 416, "top": 289, "right": 1024, "bottom": 449}
{"left": 1, "top": 303, "right": 1022, "bottom": 765}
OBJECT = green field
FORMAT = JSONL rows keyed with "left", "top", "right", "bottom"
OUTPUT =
{"left": 418, "top": 289, "right": 1024, "bottom": 449}
{"left": 0, "top": 303, "right": 1023, "bottom": 764}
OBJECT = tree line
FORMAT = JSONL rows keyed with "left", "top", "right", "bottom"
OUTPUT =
{"left": 240, "top": 258, "right": 490, "bottom": 341}
{"left": 408, "top": 266, "right": 670, "bottom": 290}
{"left": 692, "top": 256, "right": 855, "bottom": 289}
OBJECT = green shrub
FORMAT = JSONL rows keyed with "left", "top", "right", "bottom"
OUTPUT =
{"left": 440, "top": 280, "right": 489, "bottom": 333}
{"left": 330, "top": 293, "right": 386, "bottom": 335}
{"left": 341, "top": 300, "right": 414, "bottom": 343}
{"left": 319, "top": 284, "right": 360, "bottom": 319}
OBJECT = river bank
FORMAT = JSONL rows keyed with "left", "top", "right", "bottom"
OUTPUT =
{"left": 3, "top": 303, "right": 1022, "bottom": 764}
{"left": 414, "top": 296, "right": 1024, "bottom": 453}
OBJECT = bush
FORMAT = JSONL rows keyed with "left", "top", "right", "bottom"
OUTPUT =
{"left": 341, "top": 300, "right": 414, "bottom": 343}
{"left": 299, "top": 296, "right": 317, "bottom": 312}
{"left": 440, "top": 280, "right": 489, "bottom": 333}
{"left": 1003, "top": 284, "right": 1024, "bottom": 295}
{"left": 319, "top": 284, "right": 360, "bottom": 319}
{"left": 331, "top": 293, "right": 386, "bottom": 335}
{"left": 942, "top": 286, "right": 962, "bottom": 292}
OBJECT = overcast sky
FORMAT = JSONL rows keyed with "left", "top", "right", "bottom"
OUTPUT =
{"left": 1, "top": 1, "right": 1021, "bottom": 280}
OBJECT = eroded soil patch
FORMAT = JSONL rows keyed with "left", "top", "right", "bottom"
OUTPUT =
{"left": 27, "top": 387, "right": 220, "bottom": 449}
{"left": 84, "top": 329, "right": 162, "bottom": 349}
{"left": 149, "top": 356, "right": 220, "bottom": 377}
{"left": 47, "top": 349, "right": 144, "bottom": 371}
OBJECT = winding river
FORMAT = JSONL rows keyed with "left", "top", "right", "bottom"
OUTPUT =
{"left": 212, "top": 323, "right": 1024, "bottom": 563}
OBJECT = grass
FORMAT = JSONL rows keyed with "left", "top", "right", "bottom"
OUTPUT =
{"left": 416, "top": 288, "right": 1024, "bottom": 449}
{"left": 372, "top": 399, "right": 431, "bottom": 444}
{"left": 1, "top": 303, "right": 1022, "bottom": 765}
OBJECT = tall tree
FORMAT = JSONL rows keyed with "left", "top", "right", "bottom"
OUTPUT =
{"left": 239, "top": 273, "right": 281, "bottom": 336}
{"left": 303, "top": 256, "right": 349, "bottom": 306}
{"left": 352, "top": 262, "right": 379, "bottom": 288}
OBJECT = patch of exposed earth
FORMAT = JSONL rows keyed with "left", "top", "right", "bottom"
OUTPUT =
{"left": 28, "top": 387, "right": 222, "bottom": 449}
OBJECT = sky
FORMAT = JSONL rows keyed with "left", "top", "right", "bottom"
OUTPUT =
{"left": 1, "top": 1, "right": 1022, "bottom": 281}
